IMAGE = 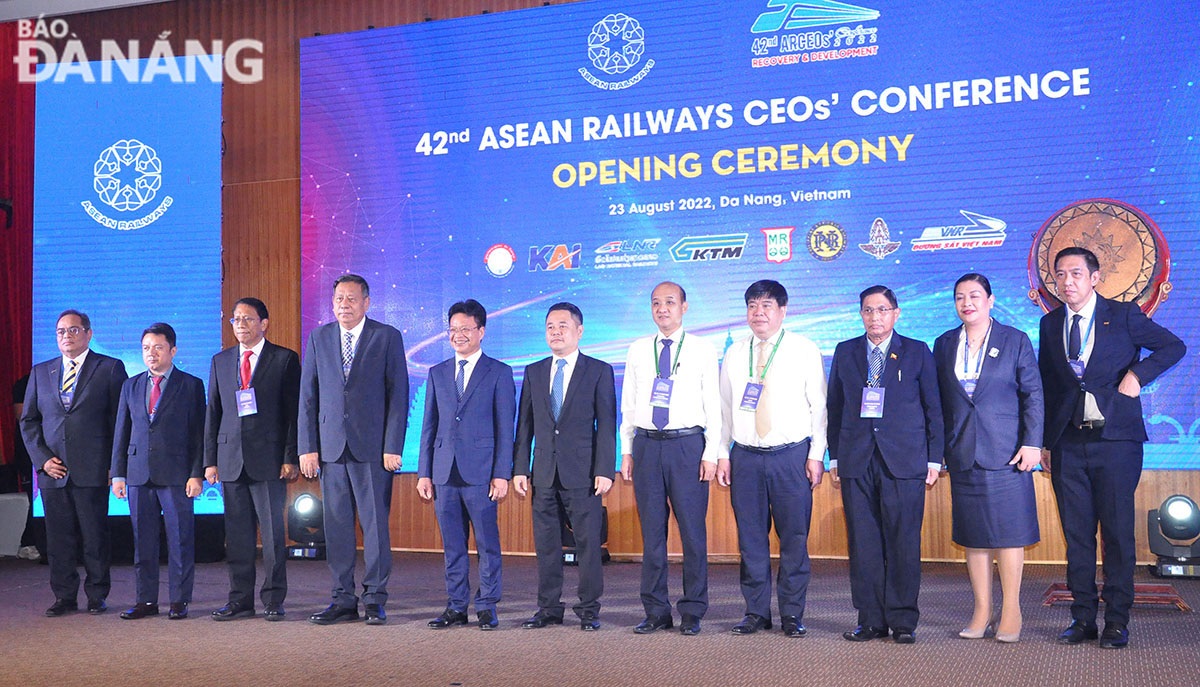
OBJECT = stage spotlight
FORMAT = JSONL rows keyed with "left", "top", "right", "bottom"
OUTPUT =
{"left": 287, "top": 493, "right": 326, "bottom": 560}
{"left": 1148, "top": 494, "right": 1200, "bottom": 578}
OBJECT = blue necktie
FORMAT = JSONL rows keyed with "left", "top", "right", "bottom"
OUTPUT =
{"left": 551, "top": 358, "right": 567, "bottom": 421}
{"left": 342, "top": 331, "right": 354, "bottom": 380}
{"left": 868, "top": 346, "right": 883, "bottom": 387}
{"left": 456, "top": 359, "right": 468, "bottom": 400}
{"left": 653, "top": 339, "right": 672, "bottom": 430}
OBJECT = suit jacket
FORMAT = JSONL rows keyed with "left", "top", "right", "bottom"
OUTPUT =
{"left": 827, "top": 332, "right": 944, "bottom": 479}
{"left": 204, "top": 340, "right": 301, "bottom": 482}
{"left": 21, "top": 352, "right": 128, "bottom": 489}
{"left": 298, "top": 318, "right": 410, "bottom": 462}
{"left": 1039, "top": 295, "right": 1185, "bottom": 448}
{"left": 111, "top": 368, "right": 206, "bottom": 486}
{"left": 514, "top": 353, "right": 617, "bottom": 490}
{"left": 933, "top": 321, "right": 1043, "bottom": 473}
{"left": 418, "top": 353, "right": 516, "bottom": 485}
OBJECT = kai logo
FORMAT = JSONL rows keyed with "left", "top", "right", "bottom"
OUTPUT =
{"left": 751, "top": 0, "right": 880, "bottom": 33}
{"left": 529, "top": 243, "right": 582, "bottom": 271}
{"left": 669, "top": 234, "right": 748, "bottom": 262}
{"left": 762, "top": 227, "right": 795, "bottom": 264}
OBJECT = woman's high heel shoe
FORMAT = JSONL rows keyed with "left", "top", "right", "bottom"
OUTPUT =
{"left": 958, "top": 620, "right": 996, "bottom": 639}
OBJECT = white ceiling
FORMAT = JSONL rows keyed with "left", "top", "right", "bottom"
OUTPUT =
{"left": 1, "top": 0, "right": 172, "bottom": 22}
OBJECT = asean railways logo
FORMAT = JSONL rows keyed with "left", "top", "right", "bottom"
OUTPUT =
{"left": 80, "top": 138, "right": 173, "bottom": 231}
{"left": 579, "top": 13, "right": 655, "bottom": 91}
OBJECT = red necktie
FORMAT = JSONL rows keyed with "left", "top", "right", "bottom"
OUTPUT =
{"left": 240, "top": 350, "right": 253, "bottom": 390}
{"left": 149, "top": 375, "right": 163, "bottom": 417}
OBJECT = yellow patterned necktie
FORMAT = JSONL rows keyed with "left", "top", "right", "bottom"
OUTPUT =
{"left": 755, "top": 340, "right": 771, "bottom": 438}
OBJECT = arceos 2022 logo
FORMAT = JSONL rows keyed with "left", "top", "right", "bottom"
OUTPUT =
{"left": 748, "top": 0, "right": 880, "bottom": 69}
{"left": 579, "top": 13, "right": 655, "bottom": 91}
{"left": 81, "top": 139, "right": 173, "bottom": 231}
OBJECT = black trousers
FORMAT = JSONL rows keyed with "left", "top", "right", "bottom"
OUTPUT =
{"left": 42, "top": 484, "right": 110, "bottom": 603}
{"left": 222, "top": 475, "right": 289, "bottom": 607}
{"left": 532, "top": 483, "right": 604, "bottom": 618}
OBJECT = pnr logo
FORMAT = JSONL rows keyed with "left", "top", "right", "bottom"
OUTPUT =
{"left": 80, "top": 139, "right": 173, "bottom": 231}
{"left": 806, "top": 221, "right": 846, "bottom": 261}
{"left": 595, "top": 239, "right": 660, "bottom": 254}
{"left": 529, "top": 244, "right": 582, "bottom": 271}
{"left": 751, "top": 0, "right": 880, "bottom": 33}
{"left": 579, "top": 13, "right": 655, "bottom": 91}
{"left": 670, "top": 234, "right": 748, "bottom": 262}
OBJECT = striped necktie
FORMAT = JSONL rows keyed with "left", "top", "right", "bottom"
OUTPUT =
{"left": 456, "top": 359, "right": 468, "bottom": 400}
{"left": 869, "top": 345, "right": 883, "bottom": 387}
{"left": 61, "top": 359, "right": 78, "bottom": 393}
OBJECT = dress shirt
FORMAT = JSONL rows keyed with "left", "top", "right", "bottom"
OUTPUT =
{"left": 144, "top": 365, "right": 175, "bottom": 408}
{"left": 454, "top": 348, "right": 484, "bottom": 391}
{"left": 340, "top": 317, "right": 367, "bottom": 358}
{"left": 549, "top": 349, "right": 581, "bottom": 396}
{"left": 619, "top": 328, "right": 722, "bottom": 463}
{"left": 1063, "top": 292, "right": 1103, "bottom": 421}
{"left": 239, "top": 337, "right": 266, "bottom": 382}
{"left": 60, "top": 349, "right": 91, "bottom": 384}
{"left": 952, "top": 325, "right": 991, "bottom": 384}
{"left": 719, "top": 328, "right": 827, "bottom": 463}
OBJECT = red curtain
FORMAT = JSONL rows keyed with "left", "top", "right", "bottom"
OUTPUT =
{"left": 0, "top": 21, "right": 36, "bottom": 467}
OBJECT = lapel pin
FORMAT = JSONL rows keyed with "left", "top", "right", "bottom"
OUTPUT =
{"left": 988, "top": 348, "right": 999, "bottom": 358}
{"left": 889, "top": 352, "right": 897, "bottom": 360}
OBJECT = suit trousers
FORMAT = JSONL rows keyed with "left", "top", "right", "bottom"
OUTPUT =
{"left": 434, "top": 481, "right": 502, "bottom": 614}
{"left": 532, "top": 484, "right": 604, "bottom": 618}
{"left": 633, "top": 432, "right": 708, "bottom": 619}
{"left": 729, "top": 441, "right": 812, "bottom": 621}
{"left": 128, "top": 484, "right": 194, "bottom": 604}
{"left": 42, "top": 484, "right": 111, "bottom": 603}
{"left": 320, "top": 454, "right": 393, "bottom": 608}
{"left": 840, "top": 448, "right": 925, "bottom": 632}
{"left": 222, "top": 475, "right": 288, "bottom": 607}
{"left": 1050, "top": 426, "right": 1142, "bottom": 625}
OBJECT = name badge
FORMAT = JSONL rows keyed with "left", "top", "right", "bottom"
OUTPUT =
{"left": 1069, "top": 359, "right": 1085, "bottom": 379}
{"left": 960, "top": 379, "right": 977, "bottom": 397}
{"left": 60, "top": 391, "right": 74, "bottom": 410}
{"left": 236, "top": 388, "right": 258, "bottom": 417}
{"left": 860, "top": 387, "right": 885, "bottom": 418}
{"left": 649, "top": 378, "right": 673, "bottom": 408}
{"left": 740, "top": 382, "right": 764, "bottom": 411}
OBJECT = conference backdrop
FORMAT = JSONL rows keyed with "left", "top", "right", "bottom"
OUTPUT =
{"left": 299, "top": 0, "right": 1198, "bottom": 470}
{"left": 32, "top": 57, "right": 223, "bottom": 515}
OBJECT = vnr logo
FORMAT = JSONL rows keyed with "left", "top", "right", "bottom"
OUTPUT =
{"left": 529, "top": 243, "right": 582, "bottom": 271}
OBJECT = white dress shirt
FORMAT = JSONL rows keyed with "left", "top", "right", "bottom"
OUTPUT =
{"left": 549, "top": 349, "right": 581, "bottom": 396}
{"left": 239, "top": 337, "right": 266, "bottom": 382}
{"left": 454, "top": 348, "right": 484, "bottom": 391}
{"left": 339, "top": 317, "right": 367, "bottom": 357}
{"left": 619, "top": 328, "right": 723, "bottom": 464}
{"left": 60, "top": 349, "right": 91, "bottom": 385}
{"left": 1064, "top": 291, "right": 1103, "bottom": 421}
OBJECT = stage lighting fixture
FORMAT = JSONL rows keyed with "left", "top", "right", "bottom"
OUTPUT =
{"left": 560, "top": 505, "right": 610, "bottom": 566}
{"left": 1148, "top": 494, "right": 1200, "bottom": 578}
{"left": 287, "top": 493, "right": 326, "bottom": 560}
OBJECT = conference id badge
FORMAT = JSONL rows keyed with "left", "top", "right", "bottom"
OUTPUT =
{"left": 860, "top": 387, "right": 885, "bottom": 418}
{"left": 740, "top": 382, "right": 763, "bottom": 412}
{"left": 649, "top": 378, "right": 673, "bottom": 408}
{"left": 236, "top": 388, "right": 258, "bottom": 417}
{"left": 59, "top": 391, "right": 73, "bottom": 410}
{"left": 960, "top": 379, "right": 977, "bottom": 397}
{"left": 1069, "top": 359, "right": 1085, "bottom": 379}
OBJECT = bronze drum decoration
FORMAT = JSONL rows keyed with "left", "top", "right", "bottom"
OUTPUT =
{"left": 1028, "top": 198, "right": 1173, "bottom": 315}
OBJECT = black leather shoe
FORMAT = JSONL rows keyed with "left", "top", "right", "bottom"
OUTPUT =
{"left": 1056, "top": 619, "right": 1099, "bottom": 645}
{"left": 428, "top": 608, "right": 469, "bottom": 629}
{"left": 892, "top": 630, "right": 916, "bottom": 644}
{"left": 263, "top": 604, "right": 285, "bottom": 622}
{"left": 212, "top": 602, "right": 255, "bottom": 621}
{"left": 731, "top": 614, "right": 772, "bottom": 635}
{"left": 781, "top": 616, "right": 807, "bottom": 637}
{"left": 478, "top": 609, "right": 499, "bottom": 630}
{"left": 45, "top": 599, "right": 78, "bottom": 617}
{"left": 580, "top": 612, "right": 600, "bottom": 631}
{"left": 168, "top": 602, "right": 188, "bottom": 620}
{"left": 521, "top": 611, "right": 564, "bottom": 629}
{"left": 87, "top": 599, "right": 107, "bottom": 614}
{"left": 633, "top": 615, "right": 673, "bottom": 634}
{"left": 1099, "top": 623, "right": 1129, "bottom": 649}
{"left": 120, "top": 603, "right": 159, "bottom": 620}
{"left": 843, "top": 625, "right": 889, "bottom": 642}
{"left": 679, "top": 615, "right": 701, "bottom": 636}
{"left": 309, "top": 604, "right": 359, "bottom": 625}
{"left": 364, "top": 604, "right": 387, "bottom": 625}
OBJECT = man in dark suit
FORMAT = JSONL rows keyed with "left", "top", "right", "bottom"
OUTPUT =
{"left": 418, "top": 299, "right": 515, "bottom": 631}
{"left": 299, "top": 274, "right": 409, "bottom": 626}
{"left": 111, "top": 322, "right": 207, "bottom": 620}
{"left": 827, "top": 286, "right": 943, "bottom": 644}
{"left": 1040, "top": 247, "right": 1185, "bottom": 649}
{"left": 204, "top": 297, "right": 301, "bottom": 622}
{"left": 21, "top": 309, "right": 127, "bottom": 616}
{"left": 514, "top": 302, "right": 617, "bottom": 631}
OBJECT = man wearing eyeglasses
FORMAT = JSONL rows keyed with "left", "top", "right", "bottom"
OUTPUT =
{"left": 21, "top": 309, "right": 127, "bottom": 617}
{"left": 827, "top": 286, "right": 943, "bottom": 645}
{"left": 417, "top": 299, "right": 515, "bottom": 631}
{"left": 204, "top": 298, "right": 301, "bottom": 622}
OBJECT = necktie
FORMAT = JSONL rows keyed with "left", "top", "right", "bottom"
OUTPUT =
{"left": 61, "top": 360, "right": 77, "bottom": 393}
{"left": 551, "top": 358, "right": 567, "bottom": 422}
{"left": 1068, "top": 314, "right": 1082, "bottom": 360}
{"left": 755, "top": 340, "right": 771, "bottom": 438}
{"left": 868, "top": 345, "right": 883, "bottom": 388}
{"left": 240, "top": 350, "right": 253, "bottom": 390}
{"left": 342, "top": 331, "right": 354, "bottom": 380}
{"left": 456, "top": 359, "right": 468, "bottom": 400}
{"left": 149, "top": 375, "right": 163, "bottom": 419}
{"left": 653, "top": 339, "right": 672, "bottom": 430}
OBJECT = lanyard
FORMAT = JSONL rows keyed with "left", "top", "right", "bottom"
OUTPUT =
{"left": 960, "top": 320, "right": 992, "bottom": 380}
{"left": 653, "top": 332, "right": 685, "bottom": 378}
{"left": 1064, "top": 310, "right": 1095, "bottom": 361}
{"left": 747, "top": 330, "right": 784, "bottom": 382}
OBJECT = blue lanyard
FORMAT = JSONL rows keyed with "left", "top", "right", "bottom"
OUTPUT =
{"left": 960, "top": 321, "right": 992, "bottom": 379}
{"left": 1064, "top": 310, "right": 1095, "bottom": 361}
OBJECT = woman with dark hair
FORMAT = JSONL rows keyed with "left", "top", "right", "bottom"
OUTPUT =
{"left": 933, "top": 273, "right": 1043, "bottom": 643}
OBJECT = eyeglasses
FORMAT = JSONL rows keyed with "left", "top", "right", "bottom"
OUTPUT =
{"left": 229, "top": 316, "right": 260, "bottom": 325}
{"left": 447, "top": 326, "right": 479, "bottom": 336}
{"left": 55, "top": 327, "right": 87, "bottom": 337}
{"left": 861, "top": 306, "right": 896, "bottom": 316}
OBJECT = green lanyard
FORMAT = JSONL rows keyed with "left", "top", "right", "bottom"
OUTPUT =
{"left": 653, "top": 332, "right": 685, "bottom": 378}
{"left": 747, "top": 330, "right": 784, "bottom": 382}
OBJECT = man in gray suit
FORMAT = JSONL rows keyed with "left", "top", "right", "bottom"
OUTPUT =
{"left": 299, "top": 274, "right": 409, "bottom": 626}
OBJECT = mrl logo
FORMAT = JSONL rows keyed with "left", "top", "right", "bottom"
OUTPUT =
{"left": 529, "top": 244, "right": 582, "bottom": 271}
{"left": 80, "top": 139, "right": 173, "bottom": 231}
{"left": 579, "top": 13, "right": 655, "bottom": 91}
{"left": 14, "top": 17, "right": 263, "bottom": 83}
